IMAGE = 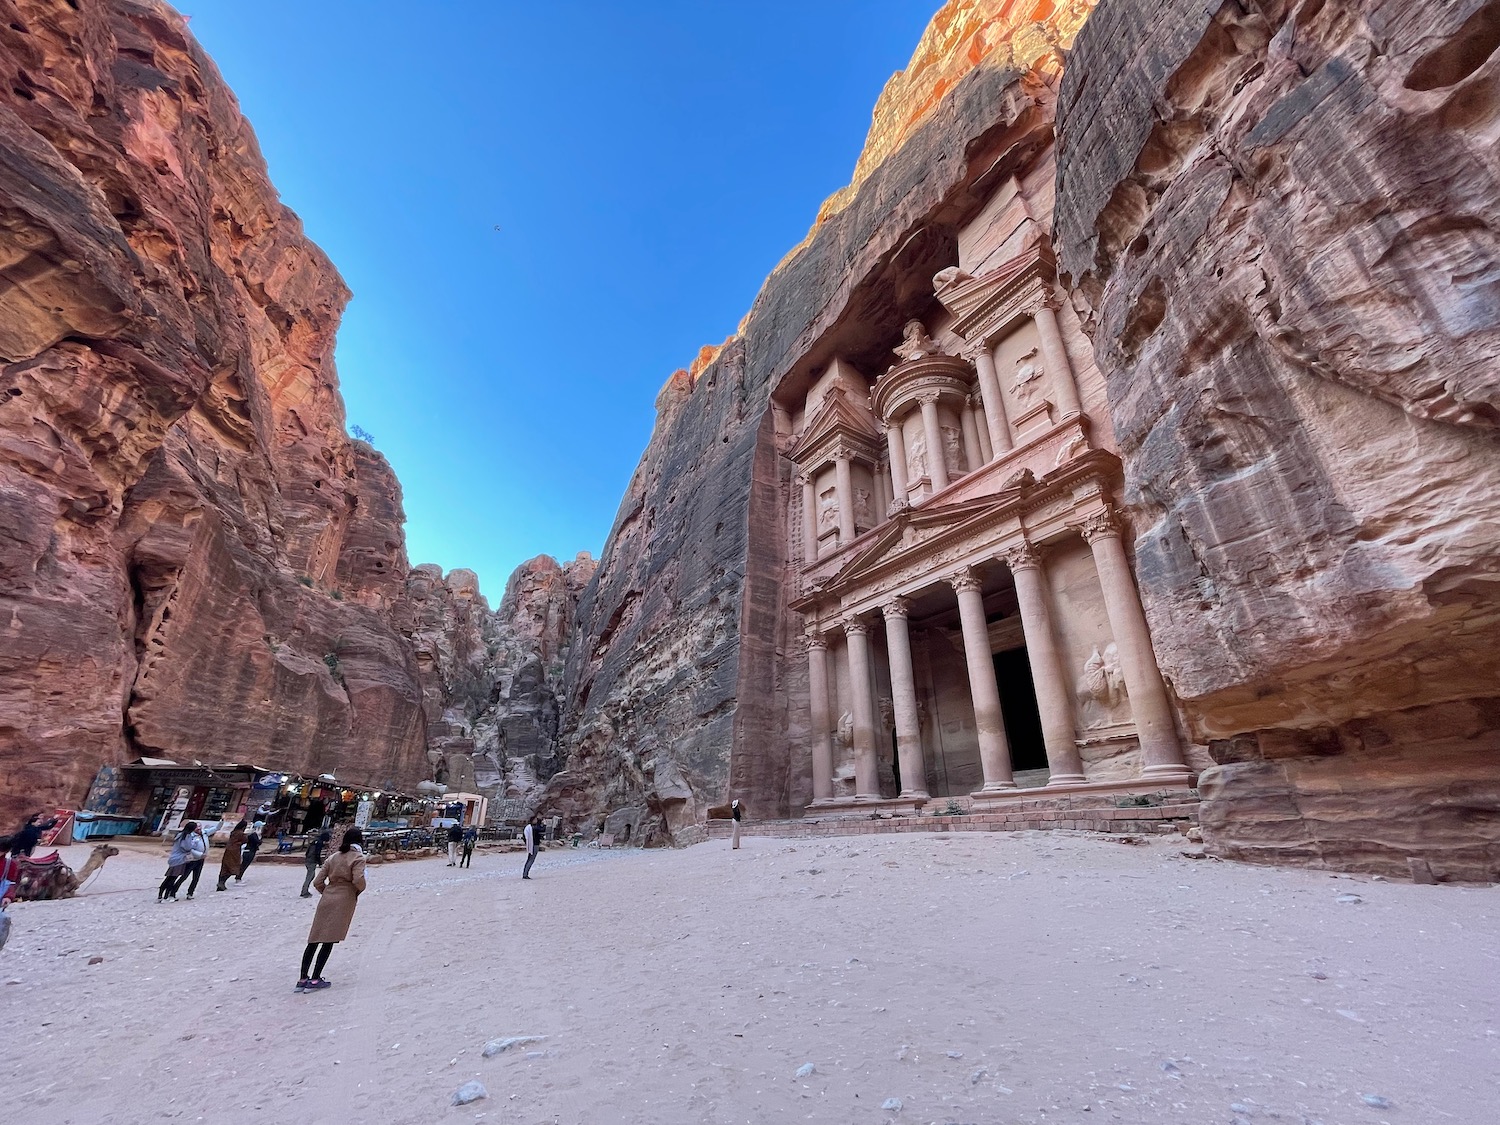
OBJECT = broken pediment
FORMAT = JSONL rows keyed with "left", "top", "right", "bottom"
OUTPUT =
{"left": 786, "top": 382, "right": 883, "bottom": 469}
{"left": 934, "top": 233, "right": 1059, "bottom": 344}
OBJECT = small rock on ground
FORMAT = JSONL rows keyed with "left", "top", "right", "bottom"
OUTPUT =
{"left": 451, "top": 1080, "right": 488, "bottom": 1105}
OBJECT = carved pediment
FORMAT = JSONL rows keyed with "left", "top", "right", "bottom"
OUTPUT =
{"left": 787, "top": 383, "right": 883, "bottom": 469}
{"left": 825, "top": 496, "right": 1002, "bottom": 592}
{"left": 935, "top": 234, "right": 1059, "bottom": 344}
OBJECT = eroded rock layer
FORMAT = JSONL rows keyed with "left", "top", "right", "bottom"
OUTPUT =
{"left": 0, "top": 0, "right": 428, "bottom": 819}
{"left": 1053, "top": 0, "right": 1500, "bottom": 877}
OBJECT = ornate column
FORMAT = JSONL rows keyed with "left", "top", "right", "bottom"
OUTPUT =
{"left": 1079, "top": 511, "right": 1191, "bottom": 781}
{"left": 806, "top": 630, "right": 834, "bottom": 802}
{"left": 969, "top": 393, "right": 993, "bottom": 463}
{"left": 834, "top": 448, "right": 857, "bottom": 545}
{"left": 884, "top": 418, "right": 910, "bottom": 511}
{"left": 842, "top": 615, "right": 881, "bottom": 798}
{"left": 1002, "top": 542, "right": 1086, "bottom": 786}
{"left": 949, "top": 568, "right": 1016, "bottom": 791}
{"left": 881, "top": 597, "right": 929, "bottom": 800}
{"left": 918, "top": 393, "right": 950, "bottom": 492}
{"left": 959, "top": 402, "right": 982, "bottom": 473}
{"left": 1033, "top": 299, "right": 1083, "bottom": 419}
{"left": 966, "top": 342, "right": 1013, "bottom": 457}
{"left": 800, "top": 472, "right": 818, "bottom": 563}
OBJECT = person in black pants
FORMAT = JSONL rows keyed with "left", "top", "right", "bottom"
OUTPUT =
{"left": 521, "top": 818, "right": 539, "bottom": 879}
{"left": 182, "top": 824, "right": 209, "bottom": 898}
{"left": 460, "top": 825, "right": 477, "bottom": 868}
{"left": 237, "top": 822, "right": 264, "bottom": 881}
{"left": 301, "top": 828, "right": 332, "bottom": 897}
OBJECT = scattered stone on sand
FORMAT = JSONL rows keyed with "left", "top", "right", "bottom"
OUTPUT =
{"left": 451, "top": 1081, "right": 487, "bottom": 1106}
{"left": 483, "top": 1035, "right": 546, "bottom": 1058}
{"left": 881, "top": 1097, "right": 903, "bottom": 1111}
{"left": 795, "top": 1063, "right": 816, "bottom": 1078}
{"left": 1362, "top": 1094, "right": 1393, "bottom": 1109}
{"left": 1336, "top": 894, "right": 1364, "bottom": 905}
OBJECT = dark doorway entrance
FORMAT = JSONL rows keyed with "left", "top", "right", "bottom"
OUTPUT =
{"left": 993, "top": 648, "right": 1048, "bottom": 773}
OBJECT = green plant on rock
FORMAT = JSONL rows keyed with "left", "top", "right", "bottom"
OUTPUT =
{"left": 298, "top": 575, "right": 313, "bottom": 587}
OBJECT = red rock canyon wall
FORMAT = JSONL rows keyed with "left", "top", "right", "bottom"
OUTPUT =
{"left": 1053, "top": 0, "right": 1500, "bottom": 877}
{"left": 0, "top": 0, "right": 429, "bottom": 820}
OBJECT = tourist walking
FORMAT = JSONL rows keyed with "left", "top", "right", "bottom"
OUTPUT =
{"left": 237, "top": 821, "right": 264, "bottom": 880}
{"left": 445, "top": 822, "right": 462, "bottom": 866}
{"left": 297, "top": 827, "right": 367, "bottom": 992}
{"left": 215, "top": 820, "right": 247, "bottom": 891}
{"left": 157, "top": 822, "right": 205, "bottom": 901}
{"left": 521, "top": 817, "right": 539, "bottom": 879}
{"left": 181, "top": 823, "right": 209, "bottom": 898}
{"left": 460, "top": 824, "right": 477, "bottom": 868}
{"left": 300, "top": 828, "right": 331, "bottom": 897}
{"left": 730, "top": 799, "right": 742, "bottom": 849}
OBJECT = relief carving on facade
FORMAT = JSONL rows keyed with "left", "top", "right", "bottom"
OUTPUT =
{"left": 1079, "top": 641, "right": 1131, "bottom": 727}
{"left": 854, "top": 487, "right": 873, "bottom": 529}
{"left": 940, "top": 424, "right": 964, "bottom": 475}
{"left": 1011, "top": 346, "right": 1044, "bottom": 404}
{"left": 893, "top": 319, "right": 943, "bottom": 363}
{"left": 907, "top": 428, "right": 929, "bottom": 480}
{"left": 817, "top": 487, "right": 838, "bottom": 533}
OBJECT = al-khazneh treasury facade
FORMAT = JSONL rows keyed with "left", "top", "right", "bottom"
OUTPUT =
{"left": 773, "top": 80, "right": 1193, "bottom": 812}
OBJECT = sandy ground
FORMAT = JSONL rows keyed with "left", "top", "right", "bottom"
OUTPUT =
{"left": 2, "top": 832, "right": 1497, "bottom": 1125}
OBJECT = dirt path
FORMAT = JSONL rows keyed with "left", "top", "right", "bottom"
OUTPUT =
{"left": 3, "top": 833, "right": 1496, "bottom": 1124}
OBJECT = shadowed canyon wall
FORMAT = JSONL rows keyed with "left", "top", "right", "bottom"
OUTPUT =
{"left": 1053, "top": 0, "right": 1500, "bottom": 876}
{"left": 0, "top": 0, "right": 433, "bottom": 820}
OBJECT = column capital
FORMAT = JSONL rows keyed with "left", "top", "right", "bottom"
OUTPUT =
{"left": 799, "top": 469, "right": 817, "bottom": 487}
{"left": 1001, "top": 540, "right": 1041, "bottom": 572}
{"left": 967, "top": 390, "right": 985, "bottom": 409}
{"left": 831, "top": 442, "right": 853, "bottom": 464}
{"left": 840, "top": 614, "right": 870, "bottom": 637}
{"left": 1026, "top": 291, "right": 1064, "bottom": 316}
{"left": 881, "top": 596, "right": 911, "bottom": 621}
{"left": 916, "top": 390, "right": 942, "bottom": 408}
{"left": 804, "top": 629, "right": 828, "bottom": 651}
{"left": 948, "top": 566, "right": 983, "bottom": 595}
{"left": 1076, "top": 508, "right": 1123, "bottom": 544}
{"left": 959, "top": 341, "right": 990, "bottom": 365}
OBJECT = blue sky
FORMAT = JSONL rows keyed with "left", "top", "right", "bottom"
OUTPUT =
{"left": 182, "top": 2, "right": 938, "bottom": 599}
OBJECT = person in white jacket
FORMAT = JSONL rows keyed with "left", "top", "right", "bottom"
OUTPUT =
{"left": 157, "top": 822, "right": 206, "bottom": 902}
{"left": 521, "top": 819, "right": 539, "bottom": 879}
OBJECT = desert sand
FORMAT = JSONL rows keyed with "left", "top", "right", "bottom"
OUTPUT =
{"left": 2, "top": 832, "right": 1497, "bottom": 1125}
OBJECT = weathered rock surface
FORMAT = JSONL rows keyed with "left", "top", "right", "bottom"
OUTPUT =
{"left": 1054, "top": 0, "right": 1500, "bottom": 876}
{"left": 552, "top": 1, "right": 1094, "bottom": 841}
{"left": 396, "top": 555, "right": 593, "bottom": 813}
{"left": 0, "top": 0, "right": 427, "bottom": 819}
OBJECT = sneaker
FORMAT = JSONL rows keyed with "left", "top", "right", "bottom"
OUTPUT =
{"left": 294, "top": 979, "right": 311, "bottom": 993}
{"left": 299, "top": 891, "right": 312, "bottom": 898}
{"left": 304, "top": 978, "right": 332, "bottom": 991}
{"left": 185, "top": 894, "right": 194, "bottom": 900}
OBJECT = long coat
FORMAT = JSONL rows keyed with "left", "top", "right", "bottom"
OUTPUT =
{"left": 218, "top": 826, "right": 246, "bottom": 879}
{"left": 307, "top": 847, "right": 367, "bottom": 944}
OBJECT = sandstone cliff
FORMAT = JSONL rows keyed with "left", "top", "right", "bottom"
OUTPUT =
{"left": 1053, "top": 0, "right": 1500, "bottom": 877}
{"left": 396, "top": 555, "right": 594, "bottom": 814}
{"left": 552, "top": 0, "right": 1097, "bottom": 842}
{"left": 0, "top": 0, "right": 427, "bottom": 820}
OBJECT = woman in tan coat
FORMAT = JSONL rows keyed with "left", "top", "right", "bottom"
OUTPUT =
{"left": 297, "top": 826, "right": 367, "bottom": 992}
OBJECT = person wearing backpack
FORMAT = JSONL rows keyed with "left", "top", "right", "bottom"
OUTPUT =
{"left": 460, "top": 824, "right": 478, "bottom": 868}
{"left": 300, "top": 828, "right": 332, "bottom": 898}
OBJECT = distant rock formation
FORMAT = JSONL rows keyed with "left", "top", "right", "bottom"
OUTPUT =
{"left": 395, "top": 555, "right": 594, "bottom": 815}
{"left": 0, "top": 0, "right": 429, "bottom": 819}
{"left": 1052, "top": 0, "right": 1500, "bottom": 877}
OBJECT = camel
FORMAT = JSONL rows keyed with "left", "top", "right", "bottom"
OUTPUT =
{"left": 71, "top": 843, "right": 119, "bottom": 891}
{"left": 1, "top": 842, "right": 119, "bottom": 904}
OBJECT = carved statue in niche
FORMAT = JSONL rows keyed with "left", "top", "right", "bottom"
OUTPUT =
{"left": 1011, "top": 346, "right": 1044, "bottom": 404}
{"left": 836, "top": 711, "right": 854, "bottom": 748}
{"left": 907, "top": 428, "right": 928, "bottom": 480}
{"left": 854, "top": 487, "right": 873, "bottom": 529}
{"left": 893, "top": 319, "right": 942, "bottom": 363}
{"left": 877, "top": 697, "right": 894, "bottom": 732}
{"left": 940, "top": 424, "right": 964, "bottom": 474}
{"left": 932, "top": 265, "right": 973, "bottom": 291}
{"left": 1079, "top": 642, "right": 1129, "bottom": 725}
{"left": 817, "top": 487, "right": 838, "bottom": 532}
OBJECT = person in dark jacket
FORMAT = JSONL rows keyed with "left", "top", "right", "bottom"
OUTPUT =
{"left": 731, "top": 799, "right": 743, "bottom": 850}
{"left": 237, "top": 822, "right": 264, "bottom": 881}
{"left": 446, "top": 822, "right": 462, "bottom": 866}
{"left": 460, "top": 825, "right": 478, "bottom": 868}
{"left": 301, "top": 828, "right": 332, "bottom": 897}
{"left": 4, "top": 812, "right": 59, "bottom": 857}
